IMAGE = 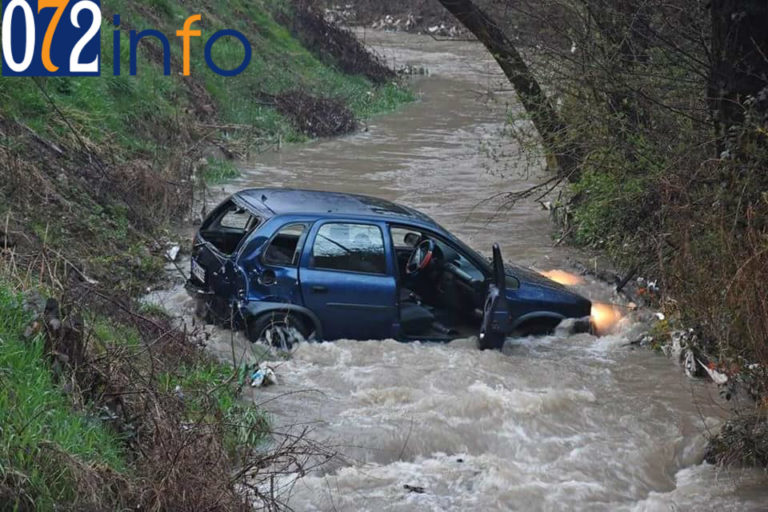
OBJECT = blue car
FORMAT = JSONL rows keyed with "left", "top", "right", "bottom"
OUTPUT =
{"left": 186, "top": 188, "right": 592, "bottom": 350}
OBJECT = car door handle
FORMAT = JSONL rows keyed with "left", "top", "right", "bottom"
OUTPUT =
{"left": 311, "top": 285, "right": 328, "bottom": 293}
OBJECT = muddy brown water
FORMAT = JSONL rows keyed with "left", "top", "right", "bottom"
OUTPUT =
{"left": 148, "top": 31, "right": 768, "bottom": 511}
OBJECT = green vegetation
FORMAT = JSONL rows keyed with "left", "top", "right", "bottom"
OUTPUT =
{"left": 201, "top": 156, "right": 240, "bottom": 184}
{"left": 0, "top": 286, "right": 126, "bottom": 508}
{"left": 158, "top": 361, "right": 271, "bottom": 456}
{"left": 0, "top": 282, "right": 273, "bottom": 509}
{"left": 0, "top": 0, "right": 410, "bottom": 149}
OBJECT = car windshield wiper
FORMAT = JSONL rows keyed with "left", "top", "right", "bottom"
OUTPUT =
{"left": 318, "top": 234, "right": 352, "bottom": 254}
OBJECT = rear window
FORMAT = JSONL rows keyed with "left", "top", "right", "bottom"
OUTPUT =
{"left": 219, "top": 207, "right": 252, "bottom": 230}
{"left": 312, "top": 223, "right": 386, "bottom": 274}
{"left": 200, "top": 199, "right": 261, "bottom": 254}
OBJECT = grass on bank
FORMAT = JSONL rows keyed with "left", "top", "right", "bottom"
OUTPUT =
{"left": 0, "top": 0, "right": 412, "bottom": 155}
{"left": 157, "top": 361, "right": 272, "bottom": 457}
{"left": 0, "top": 286, "right": 126, "bottom": 509}
{"left": 201, "top": 156, "right": 241, "bottom": 184}
{"left": 0, "top": 284, "right": 271, "bottom": 509}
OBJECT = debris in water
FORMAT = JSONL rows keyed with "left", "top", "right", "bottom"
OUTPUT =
{"left": 403, "top": 484, "right": 425, "bottom": 494}
{"left": 166, "top": 245, "right": 180, "bottom": 262}
{"left": 664, "top": 330, "right": 687, "bottom": 362}
{"left": 683, "top": 349, "right": 699, "bottom": 378}
{"left": 398, "top": 65, "right": 429, "bottom": 76}
{"left": 270, "top": 90, "right": 357, "bottom": 137}
{"left": 699, "top": 359, "right": 729, "bottom": 385}
{"left": 251, "top": 362, "right": 278, "bottom": 388}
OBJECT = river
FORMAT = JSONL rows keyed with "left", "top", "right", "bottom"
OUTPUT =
{"left": 149, "top": 31, "right": 768, "bottom": 511}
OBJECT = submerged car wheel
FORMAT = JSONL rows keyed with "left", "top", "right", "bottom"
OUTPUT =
{"left": 513, "top": 318, "right": 562, "bottom": 337}
{"left": 246, "top": 312, "right": 309, "bottom": 351}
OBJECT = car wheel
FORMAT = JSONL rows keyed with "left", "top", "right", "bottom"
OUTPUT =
{"left": 514, "top": 318, "right": 561, "bottom": 337}
{"left": 246, "top": 312, "right": 309, "bottom": 351}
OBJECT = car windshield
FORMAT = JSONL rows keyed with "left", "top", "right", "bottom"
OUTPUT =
{"left": 437, "top": 227, "right": 492, "bottom": 274}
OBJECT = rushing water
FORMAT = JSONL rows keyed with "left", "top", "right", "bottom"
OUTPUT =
{"left": 149, "top": 31, "right": 768, "bottom": 511}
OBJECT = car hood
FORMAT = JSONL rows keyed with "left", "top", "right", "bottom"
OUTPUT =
{"left": 505, "top": 264, "right": 569, "bottom": 292}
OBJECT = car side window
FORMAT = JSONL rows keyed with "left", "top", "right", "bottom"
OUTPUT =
{"left": 390, "top": 227, "right": 421, "bottom": 248}
{"left": 312, "top": 223, "right": 386, "bottom": 274}
{"left": 263, "top": 223, "right": 308, "bottom": 267}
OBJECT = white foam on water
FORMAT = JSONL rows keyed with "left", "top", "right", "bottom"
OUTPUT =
{"left": 241, "top": 313, "right": 768, "bottom": 511}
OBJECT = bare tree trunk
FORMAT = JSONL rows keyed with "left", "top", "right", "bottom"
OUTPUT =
{"left": 436, "top": 0, "right": 581, "bottom": 181}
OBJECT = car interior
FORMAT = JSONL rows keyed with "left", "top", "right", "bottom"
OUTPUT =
{"left": 262, "top": 223, "right": 307, "bottom": 266}
{"left": 200, "top": 200, "right": 261, "bottom": 255}
{"left": 390, "top": 226, "right": 488, "bottom": 339}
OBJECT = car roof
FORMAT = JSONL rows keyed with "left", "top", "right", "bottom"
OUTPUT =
{"left": 235, "top": 188, "right": 436, "bottom": 224}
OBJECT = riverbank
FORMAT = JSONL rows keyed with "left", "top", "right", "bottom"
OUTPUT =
{"left": 0, "top": 2, "right": 411, "bottom": 508}
{"left": 0, "top": 284, "right": 279, "bottom": 509}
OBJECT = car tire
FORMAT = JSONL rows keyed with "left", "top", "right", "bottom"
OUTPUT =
{"left": 246, "top": 312, "right": 310, "bottom": 351}
{"left": 514, "top": 318, "right": 561, "bottom": 337}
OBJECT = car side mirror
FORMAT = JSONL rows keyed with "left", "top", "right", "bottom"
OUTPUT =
{"left": 404, "top": 233, "right": 420, "bottom": 247}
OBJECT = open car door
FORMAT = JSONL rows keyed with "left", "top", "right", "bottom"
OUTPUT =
{"left": 478, "top": 244, "right": 511, "bottom": 350}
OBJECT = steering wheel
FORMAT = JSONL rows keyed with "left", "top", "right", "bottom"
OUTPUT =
{"left": 406, "top": 239, "right": 436, "bottom": 275}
